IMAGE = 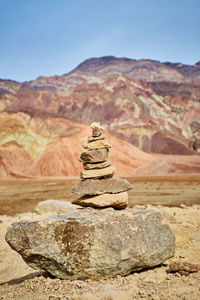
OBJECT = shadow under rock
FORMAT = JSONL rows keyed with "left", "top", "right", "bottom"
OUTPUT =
{"left": 0, "top": 264, "right": 168, "bottom": 286}
{"left": 0, "top": 270, "right": 54, "bottom": 286}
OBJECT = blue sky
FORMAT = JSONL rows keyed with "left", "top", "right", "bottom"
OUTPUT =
{"left": 0, "top": 0, "right": 199, "bottom": 81}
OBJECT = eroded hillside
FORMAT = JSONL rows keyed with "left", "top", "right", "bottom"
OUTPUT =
{"left": 0, "top": 56, "right": 200, "bottom": 177}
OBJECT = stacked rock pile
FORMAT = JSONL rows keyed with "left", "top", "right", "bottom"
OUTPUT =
{"left": 5, "top": 122, "right": 175, "bottom": 281}
{"left": 72, "top": 122, "right": 133, "bottom": 208}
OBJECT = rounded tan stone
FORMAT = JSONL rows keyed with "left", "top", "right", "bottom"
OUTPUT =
{"left": 72, "top": 177, "right": 133, "bottom": 195}
{"left": 88, "top": 135, "right": 105, "bottom": 142}
{"left": 92, "top": 128, "right": 102, "bottom": 137}
{"left": 83, "top": 140, "right": 111, "bottom": 150}
{"left": 91, "top": 122, "right": 104, "bottom": 137}
{"left": 83, "top": 161, "right": 111, "bottom": 170}
{"left": 34, "top": 200, "right": 81, "bottom": 214}
{"left": 80, "top": 166, "right": 116, "bottom": 180}
{"left": 91, "top": 122, "right": 103, "bottom": 130}
{"left": 72, "top": 191, "right": 128, "bottom": 209}
{"left": 80, "top": 149, "right": 109, "bottom": 163}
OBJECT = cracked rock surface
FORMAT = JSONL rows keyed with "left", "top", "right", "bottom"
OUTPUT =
{"left": 5, "top": 207, "right": 175, "bottom": 280}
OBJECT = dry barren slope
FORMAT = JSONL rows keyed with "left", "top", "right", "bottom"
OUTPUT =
{"left": 0, "top": 112, "right": 153, "bottom": 178}
{"left": 1, "top": 111, "right": 200, "bottom": 178}
{"left": 1, "top": 56, "right": 200, "bottom": 155}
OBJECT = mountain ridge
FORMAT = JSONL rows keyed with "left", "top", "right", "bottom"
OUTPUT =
{"left": 1, "top": 55, "right": 200, "bottom": 84}
{"left": 0, "top": 55, "right": 200, "bottom": 177}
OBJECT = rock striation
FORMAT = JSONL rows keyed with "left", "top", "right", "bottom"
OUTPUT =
{"left": 72, "top": 123, "right": 133, "bottom": 208}
{"left": 2, "top": 56, "right": 200, "bottom": 157}
{"left": 5, "top": 207, "right": 175, "bottom": 280}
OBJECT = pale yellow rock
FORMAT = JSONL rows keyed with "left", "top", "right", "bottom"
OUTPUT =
{"left": 80, "top": 166, "right": 116, "bottom": 179}
{"left": 91, "top": 122, "right": 104, "bottom": 137}
{"left": 83, "top": 160, "right": 111, "bottom": 170}
{"left": 91, "top": 122, "right": 103, "bottom": 130}
{"left": 83, "top": 139, "right": 112, "bottom": 150}
{"left": 88, "top": 135, "right": 105, "bottom": 142}
{"left": 72, "top": 191, "right": 128, "bottom": 209}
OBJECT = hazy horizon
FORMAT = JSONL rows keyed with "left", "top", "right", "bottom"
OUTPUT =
{"left": 1, "top": 54, "right": 199, "bottom": 83}
{"left": 1, "top": 0, "right": 199, "bottom": 81}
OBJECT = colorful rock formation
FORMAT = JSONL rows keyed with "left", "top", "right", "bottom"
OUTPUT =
{"left": 72, "top": 123, "right": 133, "bottom": 208}
{"left": 1, "top": 56, "right": 200, "bottom": 155}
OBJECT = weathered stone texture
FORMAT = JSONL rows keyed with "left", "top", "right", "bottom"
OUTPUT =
{"left": 83, "top": 160, "right": 111, "bottom": 170}
{"left": 83, "top": 140, "right": 111, "bottom": 150}
{"left": 88, "top": 135, "right": 105, "bottom": 143}
{"left": 34, "top": 200, "right": 81, "bottom": 215}
{"left": 72, "top": 177, "right": 133, "bottom": 195}
{"left": 6, "top": 208, "right": 175, "bottom": 280}
{"left": 73, "top": 192, "right": 128, "bottom": 209}
{"left": 80, "top": 166, "right": 115, "bottom": 180}
{"left": 80, "top": 149, "right": 108, "bottom": 163}
{"left": 91, "top": 122, "right": 103, "bottom": 137}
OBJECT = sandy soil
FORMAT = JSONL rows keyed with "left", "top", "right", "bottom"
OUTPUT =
{"left": 0, "top": 175, "right": 200, "bottom": 215}
{"left": 0, "top": 204, "right": 200, "bottom": 300}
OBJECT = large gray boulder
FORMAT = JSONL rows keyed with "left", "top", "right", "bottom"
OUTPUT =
{"left": 5, "top": 208, "right": 175, "bottom": 280}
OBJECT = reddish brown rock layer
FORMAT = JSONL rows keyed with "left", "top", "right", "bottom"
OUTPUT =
{"left": 0, "top": 112, "right": 200, "bottom": 178}
{"left": 1, "top": 56, "right": 200, "bottom": 177}
{"left": 1, "top": 56, "right": 200, "bottom": 155}
{"left": 26, "top": 137, "right": 82, "bottom": 177}
{"left": 0, "top": 141, "right": 33, "bottom": 178}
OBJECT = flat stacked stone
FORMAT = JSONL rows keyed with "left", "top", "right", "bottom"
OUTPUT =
{"left": 72, "top": 122, "right": 133, "bottom": 208}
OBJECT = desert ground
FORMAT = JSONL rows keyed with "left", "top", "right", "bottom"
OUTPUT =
{"left": 0, "top": 174, "right": 200, "bottom": 215}
{"left": 0, "top": 176, "right": 200, "bottom": 299}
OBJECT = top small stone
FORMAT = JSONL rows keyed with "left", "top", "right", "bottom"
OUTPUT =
{"left": 91, "top": 122, "right": 104, "bottom": 137}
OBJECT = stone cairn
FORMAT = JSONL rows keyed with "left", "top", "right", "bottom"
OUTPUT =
{"left": 5, "top": 122, "right": 175, "bottom": 281}
{"left": 72, "top": 122, "right": 133, "bottom": 208}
